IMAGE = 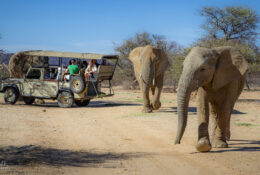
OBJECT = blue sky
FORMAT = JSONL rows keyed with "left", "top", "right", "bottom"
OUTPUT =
{"left": 0, "top": 0, "right": 259, "bottom": 54}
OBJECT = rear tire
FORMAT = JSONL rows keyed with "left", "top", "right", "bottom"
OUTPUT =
{"left": 57, "top": 91, "right": 74, "bottom": 108}
{"left": 4, "top": 87, "right": 19, "bottom": 104}
{"left": 70, "top": 76, "right": 86, "bottom": 93}
{"left": 75, "top": 99, "right": 90, "bottom": 107}
{"left": 23, "top": 97, "right": 35, "bottom": 105}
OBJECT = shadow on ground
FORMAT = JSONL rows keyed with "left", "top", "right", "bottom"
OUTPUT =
{"left": 158, "top": 107, "right": 246, "bottom": 115}
{"left": 11, "top": 101, "right": 141, "bottom": 108}
{"left": 237, "top": 99, "right": 260, "bottom": 103}
{"left": 210, "top": 139, "right": 260, "bottom": 153}
{"left": 88, "top": 101, "right": 141, "bottom": 108}
{"left": 0, "top": 145, "right": 145, "bottom": 167}
{"left": 191, "top": 139, "right": 260, "bottom": 154}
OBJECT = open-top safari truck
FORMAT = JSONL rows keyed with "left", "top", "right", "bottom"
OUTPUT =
{"left": 0, "top": 50, "right": 118, "bottom": 107}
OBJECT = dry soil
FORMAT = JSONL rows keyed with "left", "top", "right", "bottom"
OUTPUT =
{"left": 0, "top": 88, "right": 259, "bottom": 175}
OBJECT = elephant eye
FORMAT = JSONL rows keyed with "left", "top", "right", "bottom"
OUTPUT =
{"left": 200, "top": 68, "right": 206, "bottom": 72}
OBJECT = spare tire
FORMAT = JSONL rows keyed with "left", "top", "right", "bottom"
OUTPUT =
{"left": 70, "top": 75, "right": 86, "bottom": 93}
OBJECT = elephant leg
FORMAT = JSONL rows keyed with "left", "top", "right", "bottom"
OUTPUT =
{"left": 196, "top": 88, "right": 211, "bottom": 152}
{"left": 225, "top": 111, "right": 231, "bottom": 141}
{"left": 151, "top": 74, "right": 163, "bottom": 110}
{"left": 209, "top": 102, "right": 218, "bottom": 143}
{"left": 220, "top": 80, "right": 240, "bottom": 142}
{"left": 137, "top": 79, "right": 152, "bottom": 113}
{"left": 142, "top": 89, "right": 152, "bottom": 113}
{"left": 141, "top": 81, "right": 152, "bottom": 113}
{"left": 211, "top": 101, "right": 232, "bottom": 148}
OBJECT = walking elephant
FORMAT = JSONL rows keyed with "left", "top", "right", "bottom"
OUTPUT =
{"left": 175, "top": 46, "right": 248, "bottom": 152}
{"left": 129, "top": 45, "right": 169, "bottom": 113}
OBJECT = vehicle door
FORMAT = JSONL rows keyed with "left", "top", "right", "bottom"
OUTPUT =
{"left": 42, "top": 67, "right": 59, "bottom": 98}
{"left": 22, "top": 68, "right": 45, "bottom": 97}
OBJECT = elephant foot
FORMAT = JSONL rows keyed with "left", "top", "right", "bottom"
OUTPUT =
{"left": 142, "top": 106, "right": 152, "bottom": 113}
{"left": 152, "top": 101, "right": 161, "bottom": 110}
{"left": 225, "top": 131, "right": 231, "bottom": 141}
{"left": 196, "top": 137, "right": 212, "bottom": 152}
{"left": 212, "top": 139, "right": 228, "bottom": 148}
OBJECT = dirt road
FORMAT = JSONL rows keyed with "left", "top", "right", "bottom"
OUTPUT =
{"left": 0, "top": 89, "right": 259, "bottom": 175}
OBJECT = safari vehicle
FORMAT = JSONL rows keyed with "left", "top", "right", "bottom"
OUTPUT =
{"left": 0, "top": 51, "right": 118, "bottom": 107}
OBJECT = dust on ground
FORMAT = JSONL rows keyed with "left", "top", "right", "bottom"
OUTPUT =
{"left": 0, "top": 88, "right": 259, "bottom": 175}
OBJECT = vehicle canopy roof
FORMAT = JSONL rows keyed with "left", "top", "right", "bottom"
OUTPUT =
{"left": 24, "top": 50, "right": 118, "bottom": 60}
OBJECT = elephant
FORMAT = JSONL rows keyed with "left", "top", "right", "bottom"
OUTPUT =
{"left": 174, "top": 46, "right": 248, "bottom": 152}
{"left": 129, "top": 45, "right": 169, "bottom": 113}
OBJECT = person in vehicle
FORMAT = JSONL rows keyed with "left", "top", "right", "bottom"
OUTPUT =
{"left": 76, "top": 59, "right": 82, "bottom": 69}
{"left": 64, "top": 59, "right": 80, "bottom": 81}
{"left": 85, "top": 59, "right": 98, "bottom": 81}
{"left": 44, "top": 68, "right": 50, "bottom": 79}
{"left": 56, "top": 65, "right": 67, "bottom": 80}
{"left": 80, "top": 61, "right": 88, "bottom": 76}
{"left": 93, "top": 59, "right": 100, "bottom": 68}
{"left": 101, "top": 58, "right": 114, "bottom": 66}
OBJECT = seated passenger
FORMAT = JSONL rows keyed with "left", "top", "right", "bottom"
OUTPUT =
{"left": 64, "top": 59, "right": 79, "bottom": 81}
{"left": 101, "top": 58, "right": 114, "bottom": 66}
{"left": 56, "top": 65, "right": 67, "bottom": 80}
{"left": 80, "top": 61, "right": 88, "bottom": 76}
{"left": 85, "top": 59, "right": 98, "bottom": 81}
{"left": 102, "top": 59, "right": 107, "bottom": 65}
{"left": 50, "top": 68, "right": 56, "bottom": 79}
{"left": 44, "top": 68, "right": 50, "bottom": 79}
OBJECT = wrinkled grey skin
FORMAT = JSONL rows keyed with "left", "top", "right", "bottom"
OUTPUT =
{"left": 175, "top": 46, "right": 247, "bottom": 152}
{"left": 129, "top": 45, "right": 169, "bottom": 113}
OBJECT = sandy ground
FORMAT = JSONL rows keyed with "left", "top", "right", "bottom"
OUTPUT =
{"left": 0, "top": 88, "right": 259, "bottom": 175}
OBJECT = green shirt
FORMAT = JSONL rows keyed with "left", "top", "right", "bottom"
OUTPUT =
{"left": 68, "top": 64, "right": 79, "bottom": 75}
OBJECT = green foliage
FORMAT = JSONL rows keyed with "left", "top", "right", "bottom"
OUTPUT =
{"left": 200, "top": 6, "right": 259, "bottom": 42}
{"left": 0, "top": 63, "right": 10, "bottom": 78}
{"left": 199, "top": 6, "right": 260, "bottom": 77}
{"left": 164, "top": 56, "right": 184, "bottom": 88}
{"left": 235, "top": 122, "right": 259, "bottom": 127}
{"left": 0, "top": 50, "right": 11, "bottom": 78}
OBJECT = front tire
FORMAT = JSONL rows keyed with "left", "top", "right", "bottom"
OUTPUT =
{"left": 23, "top": 97, "right": 35, "bottom": 105}
{"left": 4, "top": 87, "right": 19, "bottom": 104}
{"left": 75, "top": 99, "right": 90, "bottom": 107}
{"left": 57, "top": 91, "right": 74, "bottom": 108}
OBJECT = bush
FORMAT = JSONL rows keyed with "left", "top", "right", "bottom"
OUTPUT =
{"left": 0, "top": 63, "right": 10, "bottom": 78}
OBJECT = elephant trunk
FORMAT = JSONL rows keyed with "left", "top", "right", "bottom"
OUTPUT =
{"left": 175, "top": 72, "right": 194, "bottom": 144}
{"left": 141, "top": 59, "right": 154, "bottom": 90}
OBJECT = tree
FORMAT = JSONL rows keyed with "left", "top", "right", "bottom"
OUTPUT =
{"left": 113, "top": 32, "right": 184, "bottom": 89}
{"left": 200, "top": 6, "right": 259, "bottom": 43}
{"left": 198, "top": 6, "right": 260, "bottom": 89}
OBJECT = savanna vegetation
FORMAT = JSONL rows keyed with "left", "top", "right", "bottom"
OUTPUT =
{"left": 113, "top": 6, "right": 259, "bottom": 90}
{"left": 1, "top": 6, "right": 259, "bottom": 89}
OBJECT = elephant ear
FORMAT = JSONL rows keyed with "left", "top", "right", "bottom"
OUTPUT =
{"left": 153, "top": 48, "right": 169, "bottom": 76}
{"left": 129, "top": 47, "right": 142, "bottom": 63}
{"left": 212, "top": 47, "right": 248, "bottom": 90}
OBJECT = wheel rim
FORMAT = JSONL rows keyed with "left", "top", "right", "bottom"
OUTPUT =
{"left": 61, "top": 96, "right": 69, "bottom": 104}
{"left": 72, "top": 80, "right": 81, "bottom": 91}
{"left": 5, "top": 89, "right": 15, "bottom": 102}
{"left": 60, "top": 95, "right": 71, "bottom": 104}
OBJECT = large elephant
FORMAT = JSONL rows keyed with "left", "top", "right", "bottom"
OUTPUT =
{"left": 175, "top": 46, "right": 248, "bottom": 152}
{"left": 129, "top": 45, "right": 169, "bottom": 113}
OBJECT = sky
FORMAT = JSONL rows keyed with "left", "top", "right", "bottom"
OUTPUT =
{"left": 0, "top": 0, "right": 259, "bottom": 54}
